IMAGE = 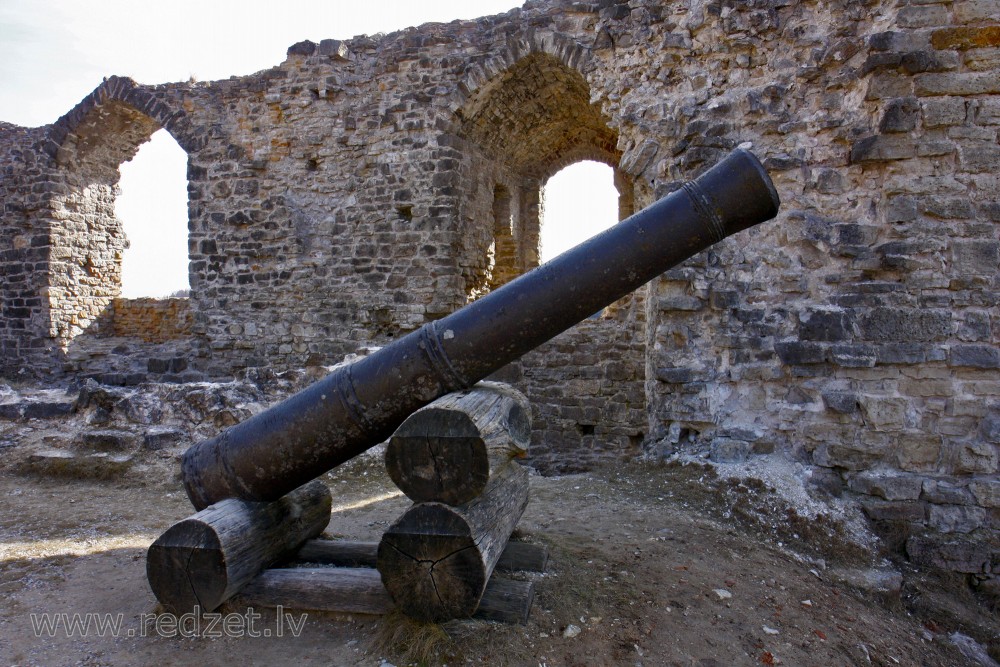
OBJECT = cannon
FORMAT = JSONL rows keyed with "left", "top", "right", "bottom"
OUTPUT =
{"left": 181, "top": 147, "right": 781, "bottom": 510}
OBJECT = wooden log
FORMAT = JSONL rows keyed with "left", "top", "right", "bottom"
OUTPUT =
{"left": 146, "top": 480, "right": 332, "bottom": 614}
{"left": 234, "top": 567, "right": 535, "bottom": 624}
{"left": 293, "top": 539, "right": 548, "bottom": 573}
{"left": 377, "top": 461, "right": 528, "bottom": 622}
{"left": 385, "top": 381, "right": 530, "bottom": 505}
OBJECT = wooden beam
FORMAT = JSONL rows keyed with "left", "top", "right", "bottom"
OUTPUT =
{"left": 385, "top": 382, "right": 530, "bottom": 505}
{"left": 146, "top": 480, "right": 332, "bottom": 614}
{"left": 235, "top": 568, "right": 535, "bottom": 624}
{"left": 294, "top": 539, "right": 548, "bottom": 573}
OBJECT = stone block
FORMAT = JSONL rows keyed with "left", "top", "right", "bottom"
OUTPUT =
{"left": 949, "top": 344, "right": 1000, "bottom": 369}
{"left": 143, "top": 427, "right": 185, "bottom": 451}
{"left": 970, "top": 480, "right": 1000, "bottom": 508}
{"left": 930, "top": 26, "right": 1000, "bottom": 51}
{"left": 879, "top": 97, "right": 920, "bottom": 132}
{"left": 915, "top": 71, "right": 1000, "bottom": 96}
{"left": 954, "top": 0, "right": 1000, "bottom": 23}
{"left": 79, "top": 429, "right": 136, "bottom": 452}
{"left": 859, "top": 395, "right": 910, "bottom": 430}
{"left": 897, "top": 431, "right": 944, "bottom": 473}
{"left": 922, "top": 97, "right": 968, "bottom": 127}
{"left": 850, "top": 135, "right": 917, "bottom": 163}
{"left": 709, "top": 437, "right": 751, "bottom": 463}
{"left": 848, "top": 471, "right": 924, "bottom": 500}
{"left": 898, "top": 4, "right": 950, "bottom": 29}
{"left": 953, "top": 442, "right": 999, "bottom": 475}
{"left": 958, "top": 143, "right": 1000, "bottom": 172}
{"left": 22, "top": 449, "right": 133, "bottom": 479}
{"left": 814, "top": 442, "right": 888, "bottom": 471}
{"left": 906, "top": 534, "right": 992, "bottom": 574}
{"left": 822, "top": 390, "right": 860, "bottom": 414}
{"left": 830, "top": 344, "right": 877, "bottom": 368}
{"left": 774, "top": 341, "right": 826, "bottom": 365}
{"left": 982, "top": 414, "right": 1000, "bottom": 443}
{"left": 655, "top": 367, "right": 694, "bottom": 384}
{"left": 861, "top": 498, "right": 926, "bottom": 522}
{"left": 799, "top": 308, "right": 853, "bottom": 342}
{"left": 928, "top": 504, "right": 988, "bottom": 533}
{"left": 858, "top": 308, "right": 952, "bottom": 343}
{"left": 922, "top": 479, "right": 976, "bottom": 505}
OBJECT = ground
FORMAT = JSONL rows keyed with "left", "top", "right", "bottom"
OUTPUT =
{"left": 2, "top": 422, "right": 998, "bottom": 667}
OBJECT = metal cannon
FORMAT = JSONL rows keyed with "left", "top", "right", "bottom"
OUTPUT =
{"left": 181, "top": 148, "right": 781, "bottom": 509}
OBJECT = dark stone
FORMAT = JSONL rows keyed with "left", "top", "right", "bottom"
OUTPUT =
{"left": 143, "top": 427, "right": 185, "bottom": 451}
{"left": 709, "top": 289, "right": 739, "bottom": 309}
{"left": 982, "top": 414, "right": 1000, "bottom": 444}
{"left": 775, "top": 341, "right": 826, "bottom": 365}
{"left": 861, "top": 499, "right": 926, "bottom": 522}
{"left": 858, "top": 308, "right": 951, "bottom": 343}
{"left": 0, "top": 403, "right": 23, "bottom": 420}
{"left": 656, "top": 367, "right": 695, "bottom": 384}
{"left": 907, "top": 534, "right": 993, "bottom": 574}
{"left": 830, "top": 344, "right": 877, "bottom": 368}
{"left": 879, "top": 97, "right": 920, "bottom": 133}
{"left": 950, "top": 345, "right": 1000, "bottom": 369}
{"left": 147, "top": 358, "right": 170, "bottom": 374}
{"left": 875, "top": 343, "right": 946, "bottom": 364}
{"left": 822, "top": 391, "right": 859, "bottom": 414}
{"left": 23, "top": 399, "right": 76, "bottom": 419}
{"left": 287, "top": 40, "right": 316, "bottom": 56}
{"left": 81, "top": 430, "right": 135, "bottom": 452}
{"left": 799, "top": 309, "right": 853, "bottom": 342}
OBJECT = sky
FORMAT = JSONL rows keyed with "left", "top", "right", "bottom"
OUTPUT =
{"left": 0, "top": 0, "right": 618, "bottom": 297}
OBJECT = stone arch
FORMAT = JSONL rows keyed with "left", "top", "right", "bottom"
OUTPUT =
{"left": 455, "top": 49, "right": 623, "bottom": 296}
{"left": 40, "top": 76, "right": 196, "bottom": 348}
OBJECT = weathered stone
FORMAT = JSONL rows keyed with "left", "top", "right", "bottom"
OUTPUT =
{"left": 848, "top": 471, "right": 923, "bottom": 501}
{"left": 822, "top": 390, "right": 859, "bottom": 414}
{"left": 949, "top": 345, "right": 1000, "bottom": 369}
{"left": 143, "top": 427, "right": 185, "bottom": 451}
{"left": 921, "top": 97, "right": 967, "bottom": 127}
{"left": 861, "top": 498, "right": 926, "bottom": 522}
{"left": 953, "top": 442, "right": 999, "bottom": 475}
{"left": 709, "top": 437, "right": 751, "bottom": 463}
{"left": 915, "top": 71, "right": 1000, "bottom": 96}
{"left": 858, "top": 308, "right": 952, "bottom": 343}
{"left": 774, "top": 341, "right": 826, "bottom": 365}
{"left": 799, "top": 308, "right": 853, "bottom": 342}
{"left": 931, "top": 26, "right": 1000, "bottom": 51}
{"left": 859, "top": 396, "right": 910, "bottom": 431}
{"left": 928, "top": 504, "right": 989, "bottom": 534}
{"left": 22, "top": 448, "right": 133, "bottom": 479}
{"left": 907, "top": 534, "right": 993, "bottom": 574}
{"left": 879, "top": 97, "right": 920, "bottom": 132}
{"left": 922, "top": 479, "right": 976, "bottom": 506}
{"left": 969, "top": 480, "right": 1000, "bottom": 508}
{"left": 79, "top": 429, "right": 136, "bottom": 452}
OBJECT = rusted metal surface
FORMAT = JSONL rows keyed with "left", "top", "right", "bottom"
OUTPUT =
{"left": 181, "top": 148, "right": 781, "bottom": 509}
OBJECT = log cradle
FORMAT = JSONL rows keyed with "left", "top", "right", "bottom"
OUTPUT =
{"left": 145, "top": 149, "right": 780, "bottom": 623}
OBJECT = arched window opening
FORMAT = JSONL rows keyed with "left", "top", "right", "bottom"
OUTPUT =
{"left": 539, "top": 161, "right": 619, "bottom": 264}
{"left": 115, "top": 129, "right": 190, "bottom": 298}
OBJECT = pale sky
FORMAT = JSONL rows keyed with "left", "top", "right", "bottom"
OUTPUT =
{"left": 0, "top": 0, "right": 618, "bottom": 297}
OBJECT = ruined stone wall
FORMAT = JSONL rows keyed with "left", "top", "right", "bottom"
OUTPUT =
{"left": 0, "top": 0, "right": 997, "bottom": 584}
{"left": 0, "top": 123, "right": 57, "bottom": 377}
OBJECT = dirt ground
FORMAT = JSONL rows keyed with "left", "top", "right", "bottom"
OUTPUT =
{"left": 1, "top": 436, "right": 998, "bottom": 666}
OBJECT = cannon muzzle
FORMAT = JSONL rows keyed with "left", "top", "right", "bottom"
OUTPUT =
{"left": 182, "top": 148, "right": 781, "bottom": 509}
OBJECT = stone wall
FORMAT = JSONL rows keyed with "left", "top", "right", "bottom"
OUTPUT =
{"left": 0, "top": 0, "right": 997, "bottom": 585}
{"left": 104, "top": 298, "right": 193, "bottom": 342}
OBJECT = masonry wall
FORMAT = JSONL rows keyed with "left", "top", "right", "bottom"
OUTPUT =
{"left": 0, "top": 0, "right": 997, "bottom": 584}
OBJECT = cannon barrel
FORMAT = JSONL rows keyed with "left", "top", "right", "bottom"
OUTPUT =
{"left": 182, "top": 148, "right": 781, "bottom": 509}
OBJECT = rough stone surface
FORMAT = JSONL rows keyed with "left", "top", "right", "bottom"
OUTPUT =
{"left": 0, "top": 0, "right": 998, "bottom": 584}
